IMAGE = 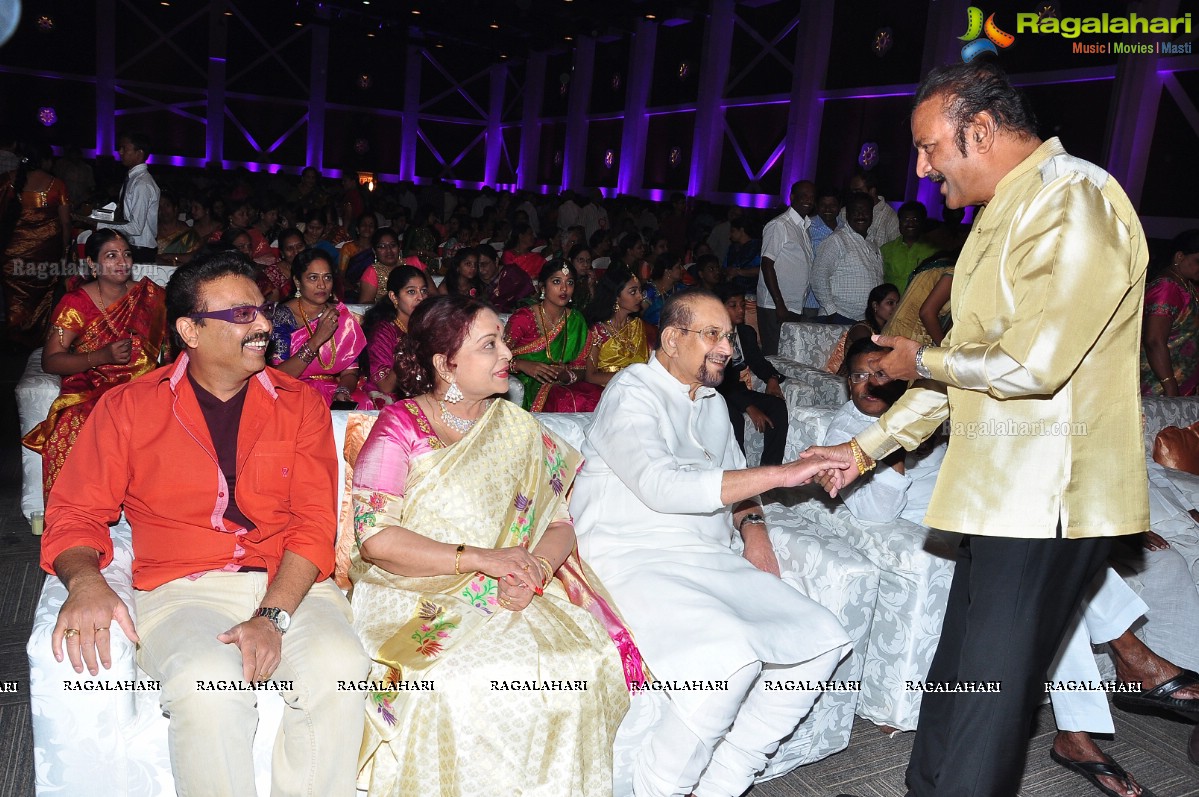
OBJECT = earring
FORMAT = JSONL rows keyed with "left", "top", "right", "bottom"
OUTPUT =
{"left": 444, "top": 379, "right": 464, "bottom": 404}
{"left": 613, "top": 300, "right": 620, "bottom": 311}
{"left": 539, "top": 288, "right": 545, "bottom": 300}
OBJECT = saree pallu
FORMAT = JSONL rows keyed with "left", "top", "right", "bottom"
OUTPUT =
{"left": 506, "top": 306, "right": 601, "bottom": 413}
{"left": 501, "top": 249, "right": 546, "bottom": 281}
{"left": 157, "top": 226, "right": 200, "bottom": 256}
{"left": 269, "top": 302, "right": 370, "bottom": 407}
{"left": 1141, "top": 277, "right": 1199, "bottom": 396}
{"left": 1, "top": 176, "right": 69, "bottom": 347}
{"left": 880, "top": 264, "right": 955, "bottom": 351}
{"left": 362, "top": 320, "right": 404, "bottom": 406}
{"left": 593, "top": 317, "right": 651, "bottom": 374}
{"left": 22, "top": 279, "right": 166, "bottom": 497}
{"left": 349, "top": 399, "right": 640, "bottom": 796}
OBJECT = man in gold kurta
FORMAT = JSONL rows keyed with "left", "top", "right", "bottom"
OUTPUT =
{"left": 808, "top": 61, "right": 1150, "bottom": 796}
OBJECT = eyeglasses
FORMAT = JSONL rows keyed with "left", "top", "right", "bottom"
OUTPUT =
{"left": 189, "top": 302, "right": 276, "bottom": 324}
{"left": 848, "top": 369, "right": 891, "bottom": 384}
{"left": 675, "top": 326, "right": 735, "bottom": 345}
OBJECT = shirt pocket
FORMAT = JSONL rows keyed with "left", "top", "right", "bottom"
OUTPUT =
{"left": 252, "top": 441, "right": 296, "bottom": 505}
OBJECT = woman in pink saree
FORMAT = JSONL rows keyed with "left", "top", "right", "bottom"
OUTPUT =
{"left": 268, "top": 248, "right": 369, "bottom": 407}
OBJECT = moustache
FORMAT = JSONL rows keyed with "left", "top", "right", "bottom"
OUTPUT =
{"left": 928, "top": 172, "right": 945, "bottom": 184}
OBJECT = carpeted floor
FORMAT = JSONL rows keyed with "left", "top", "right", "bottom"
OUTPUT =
{"left": 1, "top": 346, "right": 1195, "bottom": 797}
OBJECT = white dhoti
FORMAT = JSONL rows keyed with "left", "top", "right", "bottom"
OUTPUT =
{"left": 572, "top": 358, "right": 853, "bottom": 796}
{"left": 1046, "top": 567, "right": 1146, "bottom": 733}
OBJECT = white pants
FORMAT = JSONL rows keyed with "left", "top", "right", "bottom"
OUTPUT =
{"left": 1047, "top": 567, "right": 1146, "bottom": 733}
{"left": 632, "top": 646, "right": 846, "bottom": 797}
{"left": 135, "top": 573, "right": 370, "bottom": 797}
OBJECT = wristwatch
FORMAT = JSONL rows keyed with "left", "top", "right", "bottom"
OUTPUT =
{"left": 914, "top": 345, "right": 932, "bottom": 380}
{"left": 737, "top": 512, "right": 766, "bottom": 531}
{"left": 253, "top": 607, "right": 291, "bottom": 634}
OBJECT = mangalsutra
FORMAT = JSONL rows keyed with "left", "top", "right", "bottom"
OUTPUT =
{"left": 296, "top": 300, "right": 335, "bottom": 368}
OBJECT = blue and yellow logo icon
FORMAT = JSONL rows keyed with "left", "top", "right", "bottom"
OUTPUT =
{"left": 959, "top": 7, "right": 1016, "bottom": 61}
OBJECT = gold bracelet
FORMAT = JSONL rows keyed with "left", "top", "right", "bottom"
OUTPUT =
{"left": 1160, "top": 375, "right": 1178, "bottom": 384}
{"left": 534, "top": 555, "right": 554, "bottom": 588}
{"left": 848, "top": 438, "right": 876, "bottom": 477}
{"left": 454, "top": 543, "right": 466, "bottom": 575}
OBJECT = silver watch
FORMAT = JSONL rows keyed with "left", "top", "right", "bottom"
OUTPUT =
{"left": 738, "top": 512, "right": 766, "bottom": 531}
{"left": 914, "top": 345, "right": 932, "bottom": 380}
{"left": 253, "top": 607, "right": 291, "bottom": 634}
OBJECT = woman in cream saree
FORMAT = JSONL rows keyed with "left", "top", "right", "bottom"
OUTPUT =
{"left": 349, "top": 295, "right": 641, "bottom": 797}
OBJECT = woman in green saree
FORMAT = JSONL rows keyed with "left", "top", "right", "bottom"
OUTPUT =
{"left": 350, "top": 295, "right": 643, "bottom": 796}
{"left": 504, "top": 260, "right": 604, "bottom": 412}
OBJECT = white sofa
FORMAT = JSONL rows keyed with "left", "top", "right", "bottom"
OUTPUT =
{"left": 28, "top": 409, "right": 881, "bottom": 796}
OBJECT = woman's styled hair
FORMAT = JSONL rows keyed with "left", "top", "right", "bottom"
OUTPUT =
{"left": 537, "top": 258, "right": 577, "bottom": 287}
{"left": 505, "top": 222, "right": 534, "bottom": 251}
{"left": 443, "top": 248, "right": 483, "bottom": 297}
{"left": 864, "top": 282, "right": 899, "bottom": 333}
{"left": 583, "top": 261, "right": 639, "bottom": 327}
{"left": 291, "top": 247, "right": 335, "bottom": 281}
{"left": 362, "top": 265, "right": 427, "bottom": 337}
{"left": 371, "top": 226, "right": 400, "bottom": 250}
{"left": 393, "top": 294, "right": 490, "bottom": 398}
{"left": 84, "top": 228, "right": 132, "bottom": 265}
{"left": 650, "top": 252, "right": 680, "bottom": 282}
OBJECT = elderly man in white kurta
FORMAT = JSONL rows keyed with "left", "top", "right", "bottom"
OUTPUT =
{"left": 572, "top": 291, "right": 852, "bottom": 797}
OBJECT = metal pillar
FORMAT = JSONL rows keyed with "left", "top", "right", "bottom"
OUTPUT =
{"left": 688, "top": 0, "right": 734, "bottom": 197}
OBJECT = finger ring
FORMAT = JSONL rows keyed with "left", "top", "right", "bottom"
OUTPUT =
{"left": 94, "top": 627, "right": 109, "bottom": 632}
{"left": 63, "top": 628, "right": 80, "bottom": 639}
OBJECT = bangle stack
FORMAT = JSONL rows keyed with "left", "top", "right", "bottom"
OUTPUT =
{"left": 297, "top": 344, "right": 317, "bottom": 364}
{"left": 534, "top": 555, "right": 555, "bottom": 589}
{"left": 848, "top": 438, "right": 876, "bottom": 476}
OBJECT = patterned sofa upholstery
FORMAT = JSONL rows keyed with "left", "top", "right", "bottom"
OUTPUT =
{"left": 771, "top": 321, "right": 852, "bottom": 409}
{"left": 29, "top": 409, "right": 880, "bottom": 795}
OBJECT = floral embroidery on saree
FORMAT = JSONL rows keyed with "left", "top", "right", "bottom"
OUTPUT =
{"left": 353, "top": 490, "right": 391, "bottom": 545}
{"left": 411, "top": 599, "right": 458, "bottom": 658}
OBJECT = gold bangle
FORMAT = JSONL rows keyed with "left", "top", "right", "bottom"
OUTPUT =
{"left": 534, "top": 555, "right": 554, "bottom": 588}
{"left": 454, "top": 543, "right": 466, "bottom": 576}
{"left": 848, "top": 438, "right": 876, "bottom": 477}
{"left": 1160, "top": 375, "right": 1178, "bottom": 384}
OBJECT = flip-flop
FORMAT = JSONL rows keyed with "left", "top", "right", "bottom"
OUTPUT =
{"left": 1050, "top": 749, "right": 1157, "bottom": 797}
{"left": 1112, "top": 669, "right": 1199, "bottom": 722}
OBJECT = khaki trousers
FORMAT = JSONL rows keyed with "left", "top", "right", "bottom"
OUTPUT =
{"left": 135, "top": 573, "right": 370, "bottom": 797}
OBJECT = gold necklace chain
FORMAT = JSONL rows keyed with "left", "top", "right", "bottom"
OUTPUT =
{"left": 536, "top": 304, "right": 567, "bottom": 365}
{"left": 296, "top": 300, "right": 336, "bottom": 369}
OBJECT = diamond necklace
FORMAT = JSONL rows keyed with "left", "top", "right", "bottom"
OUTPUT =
{"left": 439, "top": 399, "right": 489, "bottom": 434}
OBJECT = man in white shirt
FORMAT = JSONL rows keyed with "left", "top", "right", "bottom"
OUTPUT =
{"left": 97, "top": 132, "right": 160, "bottom": 262}
{"left": 573, "top": 291, "right": 852, "bottom": 797}
{"left": 812, "top": 193, "right": 884, "bottom": 323}
{"left": 757, "top": 180, "right": 815, "bottom": 355}
{"left": 579, "top": 188, "right": 610, "bottom": 241}
{"left": 839, "top": 169, "right": 900, "bottom": 248}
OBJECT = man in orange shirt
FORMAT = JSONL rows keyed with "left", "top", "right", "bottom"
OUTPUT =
{"left": 41, "top": 251, "right": 368, "bottom": 796}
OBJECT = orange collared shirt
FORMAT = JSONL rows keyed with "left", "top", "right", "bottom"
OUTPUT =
{"left": 41, "top": 354, "right": 338, "bottom": 590}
